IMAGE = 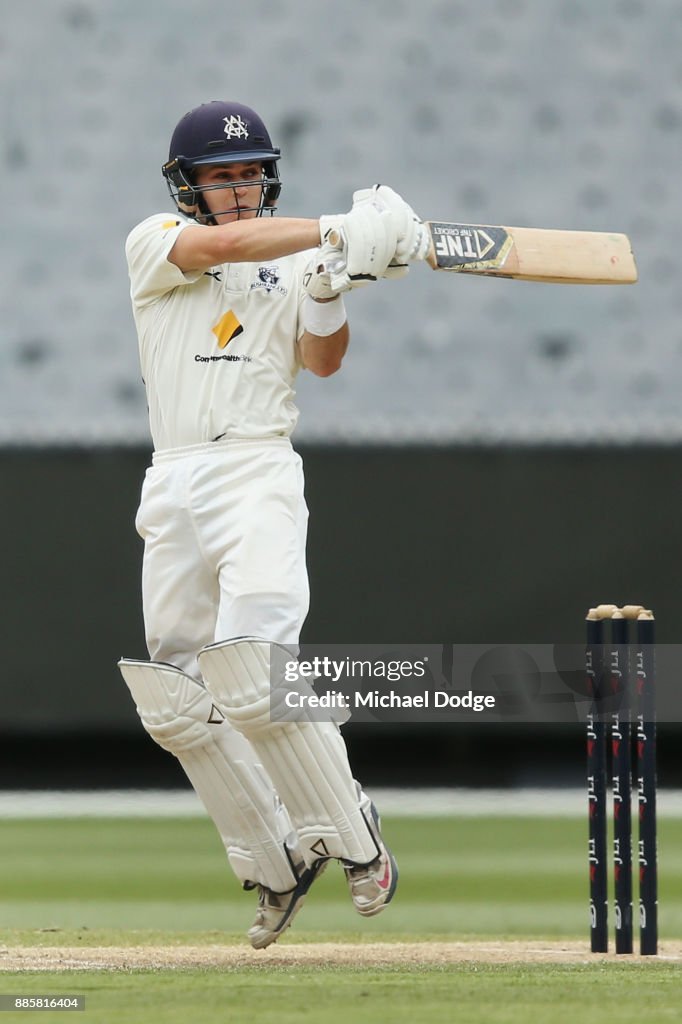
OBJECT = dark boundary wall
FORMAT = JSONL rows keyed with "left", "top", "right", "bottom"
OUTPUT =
{"left": 2, "top": 445, "right": 681, "bottom": 788}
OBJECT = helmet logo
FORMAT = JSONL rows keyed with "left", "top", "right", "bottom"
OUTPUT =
{"left": 223, "top": 114, "right": 249, "bottom": 140}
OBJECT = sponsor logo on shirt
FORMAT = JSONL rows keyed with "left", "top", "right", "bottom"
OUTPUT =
{"left": 195, "top": 353, "right": 252, "bottom": 363}
{"left": 197, "top": 309, "right": 250, "bottom": 363}
{"left": 211, "top": 309, "right": 244, "bottom": 348}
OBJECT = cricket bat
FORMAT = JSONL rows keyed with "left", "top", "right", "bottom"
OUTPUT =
{"left": 425, "top": 222, "right": 637, "bottom": 284}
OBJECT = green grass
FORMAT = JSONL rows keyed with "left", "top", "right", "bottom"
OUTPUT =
{"left": 1, "top": 814, "right": 681, "bottom": 1023}
{"left": 1, "top": 963, "right": 681, "bottom": 1024}
{"left": 2, "top": 816, "right": 682, "bottom": 938}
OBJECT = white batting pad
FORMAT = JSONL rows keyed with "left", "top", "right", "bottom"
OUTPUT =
{"left": 197, "top": 639, "right": 380, "bottom": 866}
{"left": 118, "top": 658, "right": 301, "bottom": 892}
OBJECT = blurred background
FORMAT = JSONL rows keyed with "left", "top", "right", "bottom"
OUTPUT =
{"left": 3, "top": 0, "right": 682, "bottom": 791}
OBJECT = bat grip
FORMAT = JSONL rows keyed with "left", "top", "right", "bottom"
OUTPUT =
{"left": 326, "top": 228, "right": 343, "bottom": 250}
{"left": 424, "top": 222, "right": 438, "bottom": 269}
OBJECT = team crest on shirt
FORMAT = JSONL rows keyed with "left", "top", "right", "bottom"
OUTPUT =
{"left": 250, "top": 265, "right": 288, "bottom": 297}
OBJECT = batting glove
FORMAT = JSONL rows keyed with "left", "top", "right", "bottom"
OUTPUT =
{"left": 303, "top": 242, "right": 349, "bottom": 300}
{"left": 353, "top": 184, "right": 431, "bottom": 264}
{"left": 319, "top": 202, "right": 399, "bottom": 291}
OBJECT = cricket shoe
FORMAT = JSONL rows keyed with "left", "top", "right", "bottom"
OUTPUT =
{"left": 343, "top": 803, "right": 398, "bottom": 917}
{"left": 247, "top": 857, "right": 328, "bottom": 949}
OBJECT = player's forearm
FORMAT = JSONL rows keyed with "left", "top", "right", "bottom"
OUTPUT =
{"left": 298, "top": 324, "right": 349, "bottom": 377}
{"left": 169, "top": 218, "right": 322, "bottom": 271}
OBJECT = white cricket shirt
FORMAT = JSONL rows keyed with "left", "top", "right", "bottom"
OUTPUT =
{"left": 125, "top": 213, "right": 313, "bottom": 451}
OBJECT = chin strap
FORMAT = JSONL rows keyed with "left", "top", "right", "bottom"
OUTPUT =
{"left": 196, "top": 193, "right": 218, "bottom": 226}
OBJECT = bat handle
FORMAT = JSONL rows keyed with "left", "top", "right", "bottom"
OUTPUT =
{"left": 424, "top": 222, "right": 438, "bottom": 269}
{"left": 329, "top": 223, "right": 438, "bottom": 270}
{"left": 326, "top": 228, "right": 343, "bottom": 250}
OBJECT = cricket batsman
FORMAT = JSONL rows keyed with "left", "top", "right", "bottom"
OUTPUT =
{"left": 118, "top": 100, "right": 430, "bottom": 948}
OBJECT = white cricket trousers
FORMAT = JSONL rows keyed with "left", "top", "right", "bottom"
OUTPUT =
{"left": 135, "top": 437, "right": 310, "bottom": 678}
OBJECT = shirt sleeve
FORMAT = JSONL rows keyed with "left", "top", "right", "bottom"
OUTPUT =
{"left": 295, "top": 246, "right": 319, "bottom": 338}
{"left": 125, "top": 213, "right": 206, "bottom": 308}
{"left": 293, "top": 248, "right": 317, "bottom": 368}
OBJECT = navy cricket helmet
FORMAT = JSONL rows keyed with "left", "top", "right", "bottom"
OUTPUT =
{"left": 162, "top": 101, "right": 281, "bottom": 220}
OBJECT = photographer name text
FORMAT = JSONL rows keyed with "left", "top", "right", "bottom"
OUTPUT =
{"left": 283, "top": 689, "right": 496, "bottom": 712}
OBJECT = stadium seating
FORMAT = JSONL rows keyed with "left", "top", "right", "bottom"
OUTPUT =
{"left": 1, "top": 0, "right": 675, "bottom": 444}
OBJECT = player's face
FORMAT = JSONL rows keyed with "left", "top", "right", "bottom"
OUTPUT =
{"left": 194, "top": 161, "right": 265, "bottom": 223}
